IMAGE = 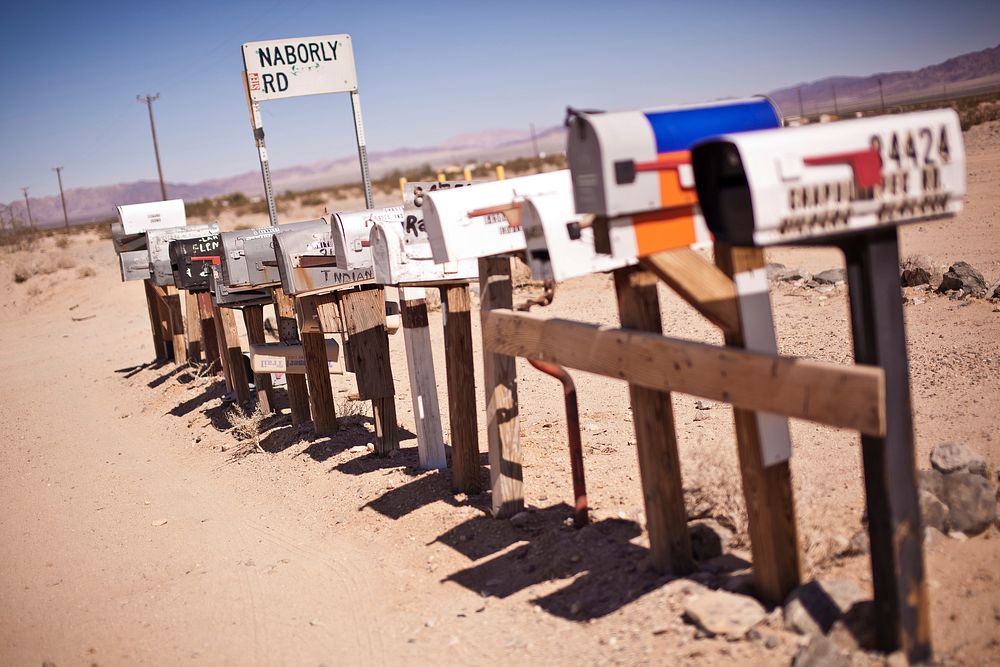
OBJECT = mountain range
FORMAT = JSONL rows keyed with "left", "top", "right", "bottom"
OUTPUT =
{"left": 6, "top": 44, "right": 999, "bottom": 228}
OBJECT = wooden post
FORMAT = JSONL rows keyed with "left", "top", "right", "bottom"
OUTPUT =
{"left": 215, "top": 304, "right": 251, "bottom": 405}
{"left": 441, "top": 284, "right": 481, "bottom": 493}
{"left": 151, "top": 284, "right": 173, "bottom": 360}
{"left": 337, "top": 287, "right": 398, "bottom": 455}
{"left": 714, "top": 243, "right": 801, "bottom": 606}
{"left": 302, "top": 330, "right": 338, "bottom": 434}
{"left": 197, "top": 292, "right": 222, "bottom": 374}
{"left": 143, "top": 279, "right": 168, "bottom": 361}
{"left": 843, "top": 229, "right": 930, "bottom": 662}
{"left": 478, "top": 256, "right": 522, "bottom": 518}
{"left": 210, "top": 299, "right": 234, "bottom": 392}
{"left": 273, "top": 287, "right": 311, "bottom": 426}
{"left": 613, "top": 267, "right": 694, "bottom": 574}
{"left": 164, "top": 285, "right": 188, "bottom": 365}
{"left": 184, "top": 289, "right": 202, "bottom": 362}
{"left": 241, "top": 304, "right": 275, "bottom": 413}
{"left": 399, "top": 287, "right": 447, "bottom": 469}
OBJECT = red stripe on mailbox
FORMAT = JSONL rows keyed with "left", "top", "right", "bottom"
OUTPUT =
{"left": 803, "top": 148, "right": 882, "bottom": 190}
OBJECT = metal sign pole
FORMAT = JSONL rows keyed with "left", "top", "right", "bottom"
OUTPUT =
{"left": 251, "top": 100, "right": 279, "bottom": 227}
{"left": 350, "top": 90, "right": 374, "bottom": 209}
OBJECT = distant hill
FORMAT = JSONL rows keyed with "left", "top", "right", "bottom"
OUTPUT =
{"left": 7, "top": 44, "right": 999, "bottom": 228}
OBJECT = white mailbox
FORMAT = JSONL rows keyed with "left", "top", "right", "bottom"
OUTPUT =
{"left": 328, "top": 206, "right": 403, "bottom": 290}
{"left": 521, "top": 191, "right": 634, "bottom": 282}
{"left": 146, "top": 223, "right": 220, "bottom": 286}
{"left": 274, "top": 220, "right": 374, "bottom": 295}
{"left": 690, "top": 109, "right": 966, "bottom": 246}
{"left": 566, "top": 98, "right": 781, "bottom": 259}
{"left": 369, "top": 182, "right": 478, "bottom": 286}
{"left": 422, "top": 170, "right": 571, "bottom": 262}
{"left": 116, "top": 199, "right": 187, "bottom": 235}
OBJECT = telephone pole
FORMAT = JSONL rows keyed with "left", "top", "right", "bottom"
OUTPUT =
{"left": 137, "top": 94, "right": 168, "bottom": 200}
{"left": 21, "top": 187, "right": 35, "bottom": 230}
{"left": 53, "top": 167, "right": 69, "bottom": 228}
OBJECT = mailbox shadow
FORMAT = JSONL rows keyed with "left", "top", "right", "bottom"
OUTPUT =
{"left": 169, "top": 381, "right": 226, "bottom": 419}
{"left": 147, "top": 364, "right": 186, "bottom": 389}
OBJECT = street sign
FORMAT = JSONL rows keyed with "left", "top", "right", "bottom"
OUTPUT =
{"left": 117, "top": 199, "right": 186, "bottom": 235}
{"left": 242, "top": 34, "right": 357, "bottom": 101}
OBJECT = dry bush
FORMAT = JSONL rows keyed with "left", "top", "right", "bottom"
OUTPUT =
{"left": 54, "top": 254, "right": 76, "bottom": 270}
{"left": 77, "top": 266, "right": 96, "bottom": 278}
{"left": 225, "top": 403, "right": 270, "bottom": 456}
{"left": 55, "top": 236, "right": 70, "bottom": 249}
{"left": 683, "top": 440, "right": 749, "bottom": 545}
{"left": 13, "top": 261, "right": 34, "bottom": 283}
{"left": 336, "top": 398, "right": 369, "bottom": 419}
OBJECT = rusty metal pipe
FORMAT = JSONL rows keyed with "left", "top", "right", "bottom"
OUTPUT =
{"left": 527, "top": 360, "right": 589, "bottom": 528}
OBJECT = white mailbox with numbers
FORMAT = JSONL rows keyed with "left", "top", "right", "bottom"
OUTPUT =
{"left": 331, "top": 206, "right": 403, "bottom": 279}
{"left": 422, "top": 170, "right": 572, "bottom": 262}
{"left": 274, "top": 221, "right": 373, "bottom": 295}
{"left": 370, "top": 182, "right": 478, "bottom": 286}
{"left": 521, "top": 191, "right": 635, "bottom": 282}
{"left": 690, "top": 109, "right": 965, "bottom": 246}
{"left": 146, "top": 223, "right": 220, "bottom": 286}
{"left": 117, "top": 199, "right": 187, "bottom": 235}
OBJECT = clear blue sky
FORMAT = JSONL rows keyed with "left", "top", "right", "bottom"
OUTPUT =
{"left": 1, "top": 0, "right": 997, "bottom": 204}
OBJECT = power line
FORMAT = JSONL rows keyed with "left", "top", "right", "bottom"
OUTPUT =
{"left": 138, "top": 94, "right": 168, "bottom": 200}
{"left": 53, "top": 167, "right": 69, "bottom": 228}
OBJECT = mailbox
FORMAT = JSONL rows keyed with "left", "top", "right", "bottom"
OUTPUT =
{"left": 566, "top": 98, "right": 781, "bottom": 258}
{"left": 521, "top": 191, "right": 634, "bottom": 283}
{"left": 119, "top": 249, "right": 151, "bottom": 281}
{"left": 219, "top": 220, "right": 325, "bottom": 290}
{"left": 331, "top": 206, "right": 404, "bottom": 272}
{"left": 690, "top": 109, "right": 966, "bottom": 246}
{"left": 146, "top": 223, "right": 220, "bottom": 286}
{"left": 422, "top": 170, "right": 571, "bottom": 263}
{"left": 111, "top": 223, "right": 148, "bottom": 254}
{"left": 250, "top": 341, "right": 344, "bottom": 375}
{"left": 209, "top": 264, "right": 272, "bottom": 306}
{"left": 116, "top": 199, "right": 187, "bottom": 235}
{"left": 370, "top": 182, "right": 478, "bottom": 286}
{"left": 169, "top": 235, "right": 222, "bottom": 293}
{"left": 274, "top": 220, "right": 374, "bottom": 295}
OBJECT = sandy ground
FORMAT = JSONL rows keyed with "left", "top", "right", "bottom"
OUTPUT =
{"left": 1, "top": 123, "right": 999, "bottom": 666}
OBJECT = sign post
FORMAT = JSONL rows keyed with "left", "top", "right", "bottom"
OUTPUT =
{"left": 241, "top": 34, "right": 372, "bottom": 215}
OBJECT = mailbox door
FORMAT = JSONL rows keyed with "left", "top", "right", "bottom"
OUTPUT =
{"left": 119, "top": 250, "right": 151, "bottom": 282}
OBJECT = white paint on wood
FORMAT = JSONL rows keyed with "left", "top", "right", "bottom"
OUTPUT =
{"left": 399, "top": 286, "right": 446, "bottom": 470}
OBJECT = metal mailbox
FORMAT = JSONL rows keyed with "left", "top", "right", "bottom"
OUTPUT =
{"left": 690, "top": 109, "right": 966, "bottom": 246}
{"left": 566, "top": 98, "right": 781, "bottom": 258}
{"left": 521, "top": 191, "right": 634, "bottom": 283}
{"left": 116, "top": 199, "right": 187, "bottom": 235}
{"left": 274, "top": 219, "right": 374, "bottom": 295}
{"left": 119, "top": 249, "right": 151, "bottom": 282}
{"left": 146, "top": 223, "right": 220, "bottom": 286}
{"left": 111, "top": 223, "right": 148, "bottom": 254}
{"left": 370, "top": 182, "right": 478, "bottom": 286}
{"left": 331, "top": 206, "right": 404, "bottom": 273}
{"left": 219, "top": 220, "right": 325, "bottom": 290}
{"left": 169, "top": 235, "right": 222, "bottom": 292}
{"left": 422, "top": 170, "right": 571, "bottom": 262}
{"left": 219, "top": 225, "right": 279, "bottom": 289}
{"left": 209, "top": 264, "right": 272, "bottom": 306}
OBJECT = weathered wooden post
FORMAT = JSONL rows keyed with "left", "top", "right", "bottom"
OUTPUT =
{"left": 690, "top": 108, "right": 966, "bottom": 662}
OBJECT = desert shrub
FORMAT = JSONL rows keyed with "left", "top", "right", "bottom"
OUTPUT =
{"left": 54, "top": 254, "right": 76, "bottom": 270}
{"left": 225, "top": 403, "right": 270, "bottom": 456}
{"left": 301, "top": 196, "right": 325, "bottom": 207}
{"left": 55, "top": 236, "right": 69, "bottom": 249}
{"left": 78, "top": 266, "right": 96, "bottom": 278}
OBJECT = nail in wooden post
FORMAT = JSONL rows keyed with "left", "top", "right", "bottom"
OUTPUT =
{"left": 143, "top": 279, "right": 168, "bottom": 361}
{"left": 441, "top": 284, "right": 481, "bottom": 493}
{"left": 843, "top": 229, "right": 930, "bottom": 662}
{"left": 217, "top": 305, "right": 250, "bottom": 405}
{"left": 302, "top": 330, "right": 338, "bottom": 435}
{"left": 184, "top": 289, "right": 202, "bottom": 362}
{"left": 400, "top": 287, "right": 446, "bottom": 469}
{"left": 273, "top": 287, "right": 311, "bottom": 426}
{"left": 164, "top": 285, "right": 188, "bottom": 365}
{"left": 478, "top": 256, "right": 522, "bottom": 518}
{"left": 613, "top": 266, "right": 694, "bottom": 574}
{"left": 241, "top": 304, "right": 275, "bottom": 413}
{"left": 338, "top": 287, "right": 398, "bottom": 455}
{"left": 714, "top": 243, "right": 801, "bottom": 606}
{"left": 196, "top": 292, "right": 222, "bottom": 374}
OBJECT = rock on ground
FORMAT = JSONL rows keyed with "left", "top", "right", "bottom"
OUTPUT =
{"left": 813, "top": 269, "right": 846, "bottom": 285}
{"left": 941, "top": 472, "right": 997, "bottom": 535}
{"left": 783, "top": 579, "right": 867, "bottom": 636}
{"left": 900, "top": 255, "right": 934, "bottom": 287}
{"left": 918, "top": 468, "right": 945, "bottom": 500}
{"left": 791, "top": 635, "right": 852, "bottom": 667}
{"left": 937, "top": 261, "right": 987, "bottom": 296}
{"left": 919, "top": 490, "right": 949, "bottom": 533}
{"left": 930, "top": 442, "right": 989, "bottom": 478}
{"left": 682, "top": 590, "right": 766, "bottom": 640}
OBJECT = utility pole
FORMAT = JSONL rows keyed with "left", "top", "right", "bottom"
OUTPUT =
{"left": 832, "top": 84, "right": 839, "bottom": 116}
{"left": 796, "top": 86, "right": 804, "bottom": 119}
{"left": 137, "top": 93, "right": 168, "bottom": 200}
{"left": 53, "top": 167, "right": 69, "bottom": 228}
{"left": 878, "top": 78, "right": 886, "bottom": 114}
{"left": 21, "top": 187, "right": 35, "bottom": 230}
{"left": 530, "top": 122, "right": 539, "bottom": 159}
